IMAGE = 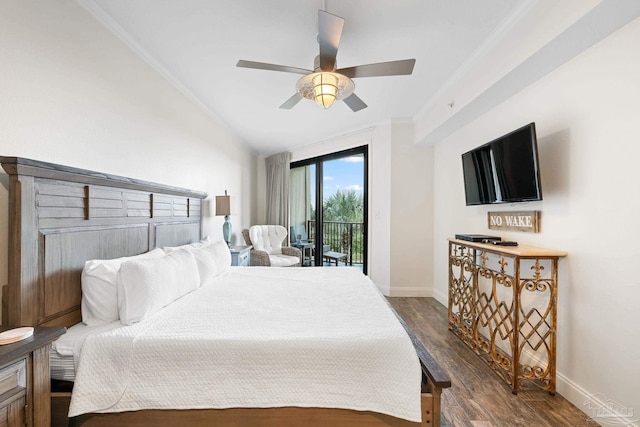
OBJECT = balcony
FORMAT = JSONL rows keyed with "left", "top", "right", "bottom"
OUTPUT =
{"left": 306, "top": 220, "right": 365, "bottom": 266}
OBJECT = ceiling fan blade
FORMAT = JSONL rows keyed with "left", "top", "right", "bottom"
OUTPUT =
{"left": 337, "top": 59, "right": 416, "bottom": 78}
{"left": 237, "top": 60, "right": 312, "bottom": 75}
{"left": 280, "top": 93, "right": 303, "bottom": 109}
{"left": 343, "top": 93, "right": 367, "bottom": 112}
{"left": 318, "top": 10, "right": 344, "bottom": 71}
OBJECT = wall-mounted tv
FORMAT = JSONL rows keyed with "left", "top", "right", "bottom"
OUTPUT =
{"left": 462, "top": 123, "right": 542, "bottom": 206}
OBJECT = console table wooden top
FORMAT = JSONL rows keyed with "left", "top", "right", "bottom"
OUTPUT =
{"left": 448, "top": 238, "right": 568, "bottom": 258}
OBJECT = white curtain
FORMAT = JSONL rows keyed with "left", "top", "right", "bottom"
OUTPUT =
{"left": 265, "top": 152, "right": 291, "bottom": 231}
{"left": 289, "top": 166, "right": 308, "bottom": 231}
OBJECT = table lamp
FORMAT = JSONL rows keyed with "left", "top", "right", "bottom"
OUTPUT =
{"left": 215, "top": 190, "right": 231, "bottom": 247}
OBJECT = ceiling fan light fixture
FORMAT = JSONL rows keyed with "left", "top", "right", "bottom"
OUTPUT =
{"left": 238, "top": 10, "right": 415, "bottom": 112}
{"left": 312, "top": 73, "right": 338, "bottom": 108}
{"left": 296, "top": 71, "right": 355, "bottom": 109}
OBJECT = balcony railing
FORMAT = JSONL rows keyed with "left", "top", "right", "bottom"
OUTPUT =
{"left": 306, "top": 220, "right": 365, "bottom": 266}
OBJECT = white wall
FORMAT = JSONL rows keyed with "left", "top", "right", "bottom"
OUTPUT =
{"left": 0, "top": 0, "right": 257, "bottom": 314}
{"left": 390, "top": 121, "right": 434, "bottom": 296}
{"left": 431, "top": 16, "right": 640, "bottom": 423}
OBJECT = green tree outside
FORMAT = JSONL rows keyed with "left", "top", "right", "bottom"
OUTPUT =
{"left": 320, "top": 190, "right": 364, "bottom": 263}
{"left": 323, "top": 189, "right": 363, "bottom": 222}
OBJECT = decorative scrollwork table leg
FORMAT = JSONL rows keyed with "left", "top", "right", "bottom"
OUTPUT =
{"left": 448, "top": 239, "right": 566, "bottom": 394}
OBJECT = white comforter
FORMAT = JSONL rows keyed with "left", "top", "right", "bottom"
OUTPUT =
{"left": 69, "top": 267, "right": 422, "bottom": 421}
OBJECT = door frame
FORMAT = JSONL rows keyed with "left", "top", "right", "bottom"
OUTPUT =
{"left": 290, "top": 145, "right": 368, "bottom": 274}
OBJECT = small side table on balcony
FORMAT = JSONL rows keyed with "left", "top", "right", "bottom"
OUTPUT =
{"left": 292, "top": 241, "right": 315, "bottom": 266}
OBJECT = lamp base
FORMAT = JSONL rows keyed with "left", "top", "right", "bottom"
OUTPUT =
{"left": 222, "top": 215, "right": 231, "bottom": 247}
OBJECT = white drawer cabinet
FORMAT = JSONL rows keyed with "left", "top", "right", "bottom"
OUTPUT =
{"left": 230, "top": 245, "right": 251, "bottom": 267}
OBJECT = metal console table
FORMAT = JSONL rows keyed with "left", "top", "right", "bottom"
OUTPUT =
{"left": 448, "top": 238, "right": 567, "bottom": 394}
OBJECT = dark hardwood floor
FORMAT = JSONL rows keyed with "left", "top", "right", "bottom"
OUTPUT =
{"left": 389, "top": 297, "right": 599, "bottom": 427}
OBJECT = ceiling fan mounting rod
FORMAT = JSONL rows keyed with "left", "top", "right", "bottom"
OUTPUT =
{"left": 313, "top": 55, "right": 334, "bottom": 72}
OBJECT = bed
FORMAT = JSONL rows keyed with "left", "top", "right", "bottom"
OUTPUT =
{"left": 0, "top": 156, "right": 451, "bottom": 427}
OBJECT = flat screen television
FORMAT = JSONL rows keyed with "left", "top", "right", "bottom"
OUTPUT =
{"left": 462, "top": 123, "right": 542, "bottom": 205}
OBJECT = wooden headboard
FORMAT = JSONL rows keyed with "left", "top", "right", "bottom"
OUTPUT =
{"left": 1, "top": 157, "right": 207, "bottom": 328}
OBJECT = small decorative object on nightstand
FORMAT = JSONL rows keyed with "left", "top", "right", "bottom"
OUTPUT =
{"left": 230, "top": 245, "right": 251, "bottom": 266}
{"left": 216, "top": 190, "right": 232, "bottom": 247}
{"left": 0, "top": 325, "right": 65, "bottom": 427}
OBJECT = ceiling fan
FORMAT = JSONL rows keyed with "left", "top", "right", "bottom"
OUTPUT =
{"left": 236, "top": 9, "right": 416, "bottom": 112}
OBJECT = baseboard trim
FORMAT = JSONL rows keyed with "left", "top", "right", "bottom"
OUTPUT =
{"left": 556, "top": 372, "right": 639, "bottom": 427}
{"left": 432, "top": 288, "right": 448, "bottom": 305}
{"left": 432, "top": 290, "right": 637, "bottom": 426}
{"left": 518, "top": 350, "right": 594, "bottom": 421}
{"left": 457, "top": 337, "right": 637, "bottom": 426}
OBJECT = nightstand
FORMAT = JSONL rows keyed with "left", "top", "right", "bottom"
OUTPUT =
{"left": 0, "top": 326, "right": 65, "bottom": 427}
{"left": 230, "top": 245, "right": 251, "bottom": 266}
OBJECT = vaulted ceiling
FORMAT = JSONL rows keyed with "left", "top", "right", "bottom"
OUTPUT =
{"left": 77, "top": 0, "right": 639, "bottom": 155}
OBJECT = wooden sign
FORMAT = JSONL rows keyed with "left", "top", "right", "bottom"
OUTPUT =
{"left": 488, "top": 211, "right": 540, "bottom": 233}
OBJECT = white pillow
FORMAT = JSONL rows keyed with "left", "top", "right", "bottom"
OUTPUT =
{"left": 176, "top": 240, "right": 231, "bottom": 286}
{"left": 208, "top": 240, "right": 231, "bottom": 277}
{"left": 163, "top": 235, "right": 212, "bottom": 253}
{"left": 81, "top": 248, "right": 165, "bottom": 326}
{"left": 117, "top": 249, "right": 200, "bottom": 325}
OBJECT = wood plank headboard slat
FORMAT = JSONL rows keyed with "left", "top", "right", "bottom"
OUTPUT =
{"left": 0, "top": 157, "right": 207, "bottom": 199}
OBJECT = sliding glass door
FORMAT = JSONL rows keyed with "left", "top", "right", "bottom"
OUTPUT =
{"left": 290, "top": 146, "right": 367, "bottom": 273}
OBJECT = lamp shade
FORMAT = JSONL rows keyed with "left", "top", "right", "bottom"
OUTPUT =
{"left": 215, "top": 191, "right": 231, "bottom": 216}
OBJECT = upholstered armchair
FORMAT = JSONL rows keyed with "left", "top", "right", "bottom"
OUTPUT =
{"left": 242, "top": 225, "right": 302, "bottom": 267}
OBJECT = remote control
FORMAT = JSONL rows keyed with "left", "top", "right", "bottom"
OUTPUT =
{"left": 492, "top": 241, "right": 518, "bottom": 246}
